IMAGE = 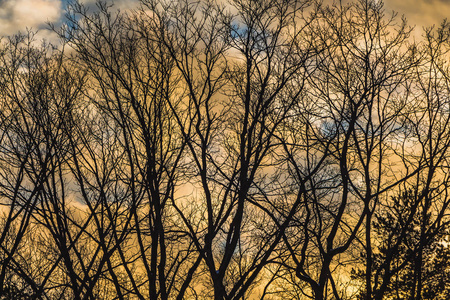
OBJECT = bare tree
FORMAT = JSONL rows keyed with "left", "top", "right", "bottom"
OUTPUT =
{"left": 0, "top": 1, "right": 450, "bottom": 299}
{"left": 57, "top": 1, "right": 204, "bottom": 298}
{"left": 134, "top": 0, "right": 321, "bottom": 298}
{"left": 351, "top": 20, "right": 450, "bottom": 300}
{"left": 0, "top": 32, "right": 88, "bottom": 299}
{"left": 272, "top": 1, "right": 437, "bottom": 299}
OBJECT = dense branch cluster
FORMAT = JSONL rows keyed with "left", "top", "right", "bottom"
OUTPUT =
{"left": 1, "top": 0, "right": 450, "bottom": 299}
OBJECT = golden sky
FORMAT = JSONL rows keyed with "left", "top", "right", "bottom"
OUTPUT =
{"left": 0, "top": 0, "right": 447, "bottom": 40}
{"left": 384, "top": 0, "right": 450, "bottom": 33}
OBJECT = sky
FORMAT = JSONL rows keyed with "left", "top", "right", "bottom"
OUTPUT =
{"left": 0, "top": 0, "right": 138, "bottom": 42}
{"left": 384, "top": 0, "right": 450, "bottom": 32}
{"left": 0, "top": 0, "right": 448, "bottom": 42}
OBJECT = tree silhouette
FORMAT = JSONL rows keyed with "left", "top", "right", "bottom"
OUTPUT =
{"left": 0, "top": 0, "right": 449, "bottom": 299}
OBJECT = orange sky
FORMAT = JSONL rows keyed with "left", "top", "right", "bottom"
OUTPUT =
{"left": 384, "top": 0, "right": 450, "bottom": 33}
{"left": 0, "top": 0, "right": 447, "bottom": 41}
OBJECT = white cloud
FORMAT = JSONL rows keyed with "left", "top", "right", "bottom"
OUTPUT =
{"left": 0, "top": 0, "right": 62, "bottom": 36}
